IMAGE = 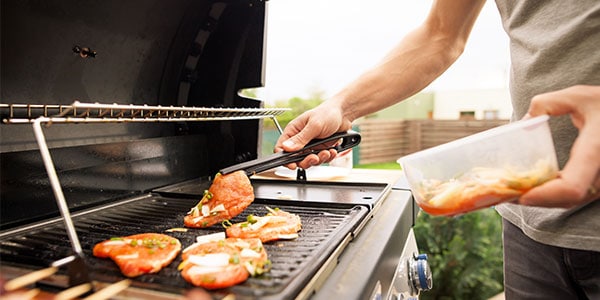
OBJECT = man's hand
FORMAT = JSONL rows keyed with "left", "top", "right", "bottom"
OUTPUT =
{"left": 519, "top": 85, "right": 600, "bottom": 208}
{"left": 274, "top": 102, "right": 352, "bottom": 170}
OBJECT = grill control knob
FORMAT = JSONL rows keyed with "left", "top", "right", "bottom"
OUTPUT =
{"left": 390, "top": 253, "right": 432, "bottom": 300}
{"left": 409, "top": 254, "right": 432, "bottom": 293}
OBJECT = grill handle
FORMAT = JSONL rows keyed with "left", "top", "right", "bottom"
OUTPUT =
{"left": 219, "top": 130, "right": 361, "bottom": 176}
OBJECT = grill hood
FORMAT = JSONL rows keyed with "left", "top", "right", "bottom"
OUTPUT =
{"left": 1, "top": 0, "right": 267, "bottom": 108}
{"left": 1, "top": 0, "right": 270, "bottom": 229}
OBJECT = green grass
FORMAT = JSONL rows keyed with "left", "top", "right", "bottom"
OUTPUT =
{"left": 354, "top": 161, "right": 401, "bottom": 170}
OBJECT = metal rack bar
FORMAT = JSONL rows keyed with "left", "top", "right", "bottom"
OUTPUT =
{"left": 32, "top": 117, "right": 84, "bottom": 255}
{"left": 1, "top": 101, "right": 289, "bottom": 124}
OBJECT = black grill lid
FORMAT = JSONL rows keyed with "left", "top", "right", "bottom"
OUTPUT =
{"left": 1, "top": 0, "right": 266, "bottom": 107}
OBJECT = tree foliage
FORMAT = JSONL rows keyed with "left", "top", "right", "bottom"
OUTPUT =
{"left": 240, "top": 88, "right": 259, "bottom": 99}
{"left": 414, "top": 208, "right": 504, "bottom": 300}
{"left": 264, "top": 90, "right": 326, "bottom": 129}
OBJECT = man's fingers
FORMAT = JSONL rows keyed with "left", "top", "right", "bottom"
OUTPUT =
{"left": 528, "top": 95, "right": 574, "bottom": 117}
{"left": 518, "top": 178, "right": 581, "bottom": 207}
{"left": 519, "top": 175, "right": 600, "bottom": 208}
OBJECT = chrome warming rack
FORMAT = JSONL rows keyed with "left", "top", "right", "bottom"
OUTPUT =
{"left": 2, "top": 101, "right": 288, "bottom": 128}
{"left": 0, "top": 101, "right": 289, "bottom": 292}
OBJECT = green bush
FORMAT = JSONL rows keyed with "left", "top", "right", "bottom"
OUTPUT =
{"left": 263, "top": 94, "right": 325, "bottom": 130}
{"left": 414, "top": 208, "right": 504, "bottom": 300}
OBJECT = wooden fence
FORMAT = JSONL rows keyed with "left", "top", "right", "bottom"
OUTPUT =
{"left": 355, "top": 119, "right": 509, "bottom": 165}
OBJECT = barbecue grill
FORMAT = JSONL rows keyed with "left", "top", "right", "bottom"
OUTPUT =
{"left": 0, "top": 0, "right": 431, "bottom": 299}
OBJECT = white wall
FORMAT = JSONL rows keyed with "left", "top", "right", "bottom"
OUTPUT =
{"left": 433, "top": 88, "right": 512, "bottom": 120}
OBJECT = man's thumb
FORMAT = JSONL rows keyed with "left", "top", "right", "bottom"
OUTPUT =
{"left": 282, "top": 132, "right": 313, "bottom": 151}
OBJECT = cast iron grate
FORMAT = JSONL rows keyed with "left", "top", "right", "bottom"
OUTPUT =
{"left": 0, "top": 194, "right": 368, "bottom": 299}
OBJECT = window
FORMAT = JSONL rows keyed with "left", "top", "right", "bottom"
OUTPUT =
{"left": 459, "top": 111, "right": 476, "bottom": 120}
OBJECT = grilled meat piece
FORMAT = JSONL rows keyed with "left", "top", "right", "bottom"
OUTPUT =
{"left": 93, "top": 233, "right": 181, "bottom": 277}
{"left": 226, "top": 207, "right": 302, "bottom": 243}
{"left": 180, "top": 237, "right": 270, "bottom": 290}
{"left": 184, "top": 171, "right": 254, "bottom": 228}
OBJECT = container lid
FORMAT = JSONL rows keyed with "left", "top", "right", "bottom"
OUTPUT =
{"left": 399, "top": 115, "right": 550, "bottom": 163}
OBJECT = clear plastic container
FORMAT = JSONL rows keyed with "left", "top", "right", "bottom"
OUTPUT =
{"left": 398, "top": 115, "right": 559, "bottom": 216}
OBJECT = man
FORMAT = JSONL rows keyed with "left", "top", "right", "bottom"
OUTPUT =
{"left": 274, "top": 0, "right": 600, "bottom": 298}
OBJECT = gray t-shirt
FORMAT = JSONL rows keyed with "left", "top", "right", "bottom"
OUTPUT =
{"left": 494, "top": 0, "right": 600, "bottom": 251}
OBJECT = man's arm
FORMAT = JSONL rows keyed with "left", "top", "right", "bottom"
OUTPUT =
{"left": 276, "top": 0, "right": 487, "bottom": 168}
{"left": 335, "top": 0, "right": 487, "bottom": 121}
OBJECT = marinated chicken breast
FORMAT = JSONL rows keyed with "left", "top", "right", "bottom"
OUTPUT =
{"left": 184, "top": 171, "right": 254, "bottom": 228}
{"left": 93, "top": 233, "right": 181, "bottom": 277}
{"left": 226, "top": 207, "right": 302, "bottom": 243}
{"left": 179, "top": 236, "right": 270, "bottom": 290}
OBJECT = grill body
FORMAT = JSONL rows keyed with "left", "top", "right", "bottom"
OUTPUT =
{"left": 0, "top": 0, "right": 423, "bottom": 299}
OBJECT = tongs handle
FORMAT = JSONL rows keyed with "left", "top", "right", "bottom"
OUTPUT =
{"left": 219, "top": 130, "right": 361, "bottom": 176}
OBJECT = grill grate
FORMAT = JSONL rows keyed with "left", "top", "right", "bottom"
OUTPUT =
{"left": 0, "top": 194, "right": 368, "bottom": 299}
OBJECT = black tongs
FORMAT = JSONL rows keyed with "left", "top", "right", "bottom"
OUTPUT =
{"left": 219, "top": 130, "right": 361, "bottom": 176}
